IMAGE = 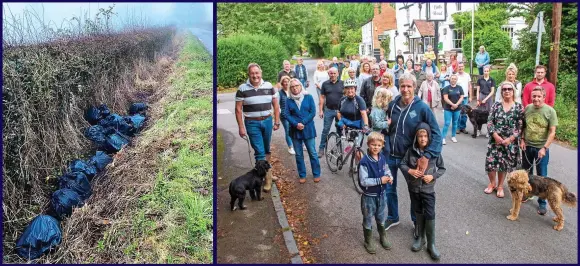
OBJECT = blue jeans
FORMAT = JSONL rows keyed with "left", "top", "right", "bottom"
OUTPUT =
{"left": 361, "top": 193, "right": 387, "bottom": 229}
{"left": 522, "top": 146, "right": 550, "bottom": 209}
{"left": 319, "top": 107, "right": 340, "bottom": 150}
{"left": 299, "top": 79, "right": 307, "bottom": 88}
{"left": 281, "top": 118, "right": 293, "bottom": 148}
{"left": 244, "top": 116, "right": 273, "bottom": 161}
{"left": 385, "top": 156, "right": 416, "bottom": 223}
{"left": 478, "top": 67, "right": 484, "bottom": 75}
{"left": 459, "top": 98, "right": 469, "bottom": 130}
{"left": 292, "top": 137, "right": 320, "bottom": 178}
{"left": 442, "top": 109, "right": 460, "bottom": 138}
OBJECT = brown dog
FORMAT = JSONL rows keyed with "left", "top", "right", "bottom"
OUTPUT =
{"left": 506, "top": 170, "right": 577, "bottom": 231}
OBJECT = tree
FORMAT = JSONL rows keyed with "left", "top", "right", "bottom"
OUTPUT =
{"left": 380, "top": 36, "right": 390, "bottom": 60}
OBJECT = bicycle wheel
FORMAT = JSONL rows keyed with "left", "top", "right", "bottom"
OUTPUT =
{"left": 349, "top": 147, "right": 365, "bottom": 194}
{"left": 325, "top": 132, "right": 342, "bottom": 172}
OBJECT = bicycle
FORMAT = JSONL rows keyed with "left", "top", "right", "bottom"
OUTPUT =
{"left": 324, "top": 127, "right": 367, "bottom": 194}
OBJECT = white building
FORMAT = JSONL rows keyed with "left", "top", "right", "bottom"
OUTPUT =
{"left": 360, "top": 20, "right": 373, "bottom": 56}
{"left": 375, "top": 3, "right": 526, "bottom": 62}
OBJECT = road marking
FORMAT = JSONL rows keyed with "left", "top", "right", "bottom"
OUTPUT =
{"left": 217, "top": 108, "right": 232, "bottom": 115}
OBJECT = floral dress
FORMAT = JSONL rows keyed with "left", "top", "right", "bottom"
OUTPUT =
{"left": 485, "top": 101, "right": 523, "bottom": 172}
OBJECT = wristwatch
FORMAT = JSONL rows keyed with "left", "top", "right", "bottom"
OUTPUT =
{"left": 543, "top": 146, "right": 549, "bottom": 151}
{"left": 275, "top": 122, "right": 281, "bottom": 126}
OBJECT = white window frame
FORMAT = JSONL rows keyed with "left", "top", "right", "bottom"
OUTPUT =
{"left": 501, "top": 25, "right": 515, "bottom": 40}
{"left": 452, "top": 29, "right": 463, "bottom": 49}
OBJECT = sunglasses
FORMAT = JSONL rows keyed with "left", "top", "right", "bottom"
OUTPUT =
{"left": 502, "top": 87, "right": 513, "bottom": 92}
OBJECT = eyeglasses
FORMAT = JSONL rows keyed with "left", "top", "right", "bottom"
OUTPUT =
{"left": 290, "top": 85, "right": 301, "bottom": 88}
{"left": 502, "top": 87, "right": 513, "bottom": 92}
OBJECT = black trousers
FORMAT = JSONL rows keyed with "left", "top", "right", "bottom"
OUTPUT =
{"left": 409, "top": 190, "right": 436, "bottom": 220}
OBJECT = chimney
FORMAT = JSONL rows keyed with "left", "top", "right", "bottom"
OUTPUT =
{"left": 374, "top": 3, "right": 379, "bottom": 17}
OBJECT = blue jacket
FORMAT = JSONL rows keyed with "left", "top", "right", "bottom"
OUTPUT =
{"left": 295, "top": 64, "right": 308, "bottom": 80}
{"left": 359, "top": 152, "right": 391, "bottom": 197}
{"left": 386, "top": 95, "right": 442, "bottom": 159}
{"left": 279, "top": 89, "right": 289, "bottom": 120}
{"left": 285, "top": 94, "right": 317, "bottom": 140}
{"left": 475, "top": 52, "right": 490, "bottom": 66}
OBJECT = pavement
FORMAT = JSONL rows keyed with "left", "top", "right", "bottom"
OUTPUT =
{"left": 217, "top": 59, "right": 578, "bottom": 263}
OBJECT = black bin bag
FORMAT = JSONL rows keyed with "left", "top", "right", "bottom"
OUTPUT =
{"left": 51, "top": 189, "right": 84, "bottom": 220}
{"left": 88, "top": 151, "right": 113, "bottom": 171}
{"left": 128, "top": 102, "right": 148, "bottom": 115}
{"left": 15, "top": 215, "right": 62, "bottom": 260}
{"left": 58, "top": 172, "right": 92, "bottom": 200}
{"left": 68, "top": 159, "right": 97, "bottom": 179}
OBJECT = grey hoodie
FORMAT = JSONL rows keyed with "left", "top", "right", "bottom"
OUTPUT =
{"left": 399, "top": 122, "right": 446, "bottom": 193}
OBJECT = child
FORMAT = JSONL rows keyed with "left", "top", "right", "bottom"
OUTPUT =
{"left": 358, "top": 132, "right": 393, "bottom": 254}
{"left": 399, "top": 122, "right": 446, "bottom": 261}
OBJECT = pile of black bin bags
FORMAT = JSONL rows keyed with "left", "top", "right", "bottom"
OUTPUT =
{"left": 15, "top": 103, "right": 147, "bottom": 260}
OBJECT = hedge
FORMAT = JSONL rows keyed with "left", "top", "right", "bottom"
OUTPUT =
{"left": 217, "top": 34, "right": 290, "bottom": 88}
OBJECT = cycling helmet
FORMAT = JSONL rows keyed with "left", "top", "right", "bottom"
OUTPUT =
{"left": 344, "top": 78, "right": 357, "bottom": 88}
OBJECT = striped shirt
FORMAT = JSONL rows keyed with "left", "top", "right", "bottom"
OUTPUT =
{"left": 235, "top": 79, "right": 277, "bottom": 118}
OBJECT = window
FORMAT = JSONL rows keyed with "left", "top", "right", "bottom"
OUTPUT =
{"left": 452, "top": 29, "right": 463, "bottom": 49}
{"left": 502, "top": 25, "right": 515, "bottom": 39}
{"left": 456, "top": 3, "right": 461, "bottom": 11}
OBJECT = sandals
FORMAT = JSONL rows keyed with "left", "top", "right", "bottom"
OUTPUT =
{"left": 484, "top": 183, "right": 496, "bottom": 194}
{"left": 299, "top": 179, "right": 306, "bottom": 184}
{"left": 496, "top": 187, "right": 505, "bottom": 198}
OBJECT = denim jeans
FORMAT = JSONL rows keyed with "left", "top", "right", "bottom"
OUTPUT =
{"left": 522, "top": 146, "right": 550, "bottom": 208}
{"left": 459, "top": 98, "right": 469, "bottom": 130}
{"left": 319, "top": 107, "right": 340, "bottom": 150}
{"left": 361, "top": 193, "right": 387, "bottom": 229}
{"left": 478, "top": 67, "right": 484, "bottom": 75}
{"left": 281, "top": 118, "right": 293, "bottom": 148}
{"left": 442, "top": 109, "right": 460, "bottom": 138}
{"left": 385, "top": 156, "right": 416, "bottom": 223}
{"left": 244, "top": 116, "right": 273, "bottom": 161}
{"left": 299, "top": 79, "right": 307, "bottom": 88}
{"left": 292, "top": 137, "right": 321, "bottom": 178}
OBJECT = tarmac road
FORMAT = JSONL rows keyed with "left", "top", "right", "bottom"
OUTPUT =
{"left": 217, "top": 59, "right": 578, "bottom": 263}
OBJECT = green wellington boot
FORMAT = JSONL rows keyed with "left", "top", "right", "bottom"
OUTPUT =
{"left": 363, "top": 228, "right": 376, "bottom": 254}
{"left": 377, "top": 223, "right": 392, "bottom": 250}
{"left": 411, "top": 214, "right": 426, "bottom": 252}
{"left": 425, "top": 219, "right": 441, "bottom": 260}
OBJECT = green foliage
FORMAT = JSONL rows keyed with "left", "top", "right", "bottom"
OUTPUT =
{"left": 462, "top": 28, "right": 511, "bottom": 63}
{"left": 217, "top": 3, "right": 312, "bottom": 54}
{"left": 217, "top": 34, "right": 289, "bottom": 88}
{"left": 554, "top": 97, "right": 578, "bottom": 147}
{"left": 329, "top": 44, "right": 343, "bottom": 58}
{"left": 380, "top": 36, "right": 390, "bottom": 61}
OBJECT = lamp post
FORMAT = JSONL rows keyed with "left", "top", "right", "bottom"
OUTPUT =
{"left": 407, "top": 27, "right": 415, "bottom": 62}
{"left": 394, "top": 30, "right": 399, "bottom": 61}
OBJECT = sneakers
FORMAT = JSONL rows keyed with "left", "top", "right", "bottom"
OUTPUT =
{"left": 522, "top": 196, "right": 533, "bottom": 203}
{"left": 288, "top": 147, "right": 296, "bottom": 155}
{"left": 318, "top": 148, "right": 324, "bottom": 158}
{"left": 478, "top": 130, "right": 482, "bottom": 137}
{"left": 460, "top": 129, "right": 469, "bottom": 134}
{"left": 442, "top": 139, "right": 446, "bottom": 145}
{"left": 538, "top": 205, "right": 548, "bottom": 216}
{"left": 451, "top": 137, "right": 457, "bottom": 143}
{"left": 384, "top": 220, "right": 400, "bottom": 231}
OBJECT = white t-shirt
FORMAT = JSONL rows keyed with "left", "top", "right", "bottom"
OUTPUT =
{"left": 456, "top": 72, "right": 471, "bottom": 98}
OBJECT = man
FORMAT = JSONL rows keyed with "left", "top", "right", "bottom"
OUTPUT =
{"left": 384, "top": 73, "right": 442, "bottom": 235}
{"left": 360, "top": 64, "right": 382, "bottom": 109}
{"left": 520, "top": 86, "right": 558, "bottom": 215}
{"left": 412, "top": 62, "right": 427, "bottom": 94}
{"left": 455, "top": 62, "right": 472, "bottom": 134}
{"left": 393, "top": 56, "right": 406, "bottom": 88}
{"left": 422, "top": 59, "right": 439, "bottom": 78}
{"left": 318, "top": 67, "right": 344, "bottom": 157}
{"left": 236, "top": 63, "right": 281, "bottom": 192}
{"left": 295, "top": 58, "right": 309, "bottom": 88}
{"left": 380, "top": 55, "right": 385, "bottom": 62}
{"left": 330, "top": 57, "right": 344, "bottom": 80}
{"left": 277, "top": 60, "right": 297, "bottom": 82}
{"left": 522, "top": 65, "right": 556, "bottom": 107}
{"left": 350, "top": 54, "right": 360, "bottom": 72}
{"left": 356, "top": 56, "right": 370, "bottom": 78}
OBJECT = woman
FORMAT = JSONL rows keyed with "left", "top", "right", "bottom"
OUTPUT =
{"left": 370, "top": 88, "right": 393, "bottom": 133}
{"left": 496, "top": 63, "right": 522, "bottom": 104}
{"left": 337, "top": 79, "right": 369, "bottom": 153}
{"left": 449, "top": 54, "right": 458, "bottom": 73}
{"left": 375, "top": 71, "right": 399, "bottom": 99}
{"left": 286, "top": 78, "right": 321, "bottom": 184}
{"left": 441, "top": 74, "right": 464, "bottom": 145}
{"left": 358, "top": 62, "right": 372, "bottom": 93}
{"left": 418, "top": 72, "right": 441, "bottom": 112}
{"left": 404, "top": 60, "right": 414, "bottom": 74}
{"left": 475, "top": 45, "right": 490, "bottom": 75}
{"left": 313, "top": 60, "right": 330, "bottom": 97}
{"left": 438, "top": 64, "right": 451, "bottom": 88}
{"left": 476, "top": 66, "right": 496, "bottom": 112}
{"left": 379, "top": 60, "right": 389, "bottom": 77}
{"left": 278, "top": 76, "right": 295, "bottom": 155}
{"left": 484, "top": 81, "right": 523, "bottom": 198}
{"left": 393, "top": 57, "right": 406, "bottom": 88}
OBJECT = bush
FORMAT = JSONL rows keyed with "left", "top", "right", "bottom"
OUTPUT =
{"left": 463, "top": 27, "right": 511, "bottom": 64}
{"left": 217, "top": 34, "right": 290, "bottom": 88}
{"left": 554, "top": 97, "right": 578, "bottom": 147}
{"left": 329, "top": 44, "right": 342, "bottom": 58}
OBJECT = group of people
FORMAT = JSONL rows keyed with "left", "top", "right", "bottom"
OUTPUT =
{"left": 233, "top": 52, "right": 558, "bottom": 259}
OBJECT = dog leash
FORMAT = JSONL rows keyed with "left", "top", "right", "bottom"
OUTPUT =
{"left": 519, "top": 146, "right": 543, "bottom": 172}
{"left": 242, "top": 135, "right": 254, "bottom": 167}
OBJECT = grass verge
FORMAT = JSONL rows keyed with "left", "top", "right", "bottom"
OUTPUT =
{"left": 124, "top": 33, "right": 213, "bottom": 263}
{"left": 553, "top": 98, "right": 578, "bottom": 147}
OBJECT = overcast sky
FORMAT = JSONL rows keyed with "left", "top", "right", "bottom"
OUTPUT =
{"left": 3, "top": 2, "right": 213, "bottom": 52}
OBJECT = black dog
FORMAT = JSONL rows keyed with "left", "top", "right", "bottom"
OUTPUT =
{"left": 461, "top": 105, "right": 490, "bottom": 138}
{"left": 229, "top": 160, "right": 271, "bottom": 211}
